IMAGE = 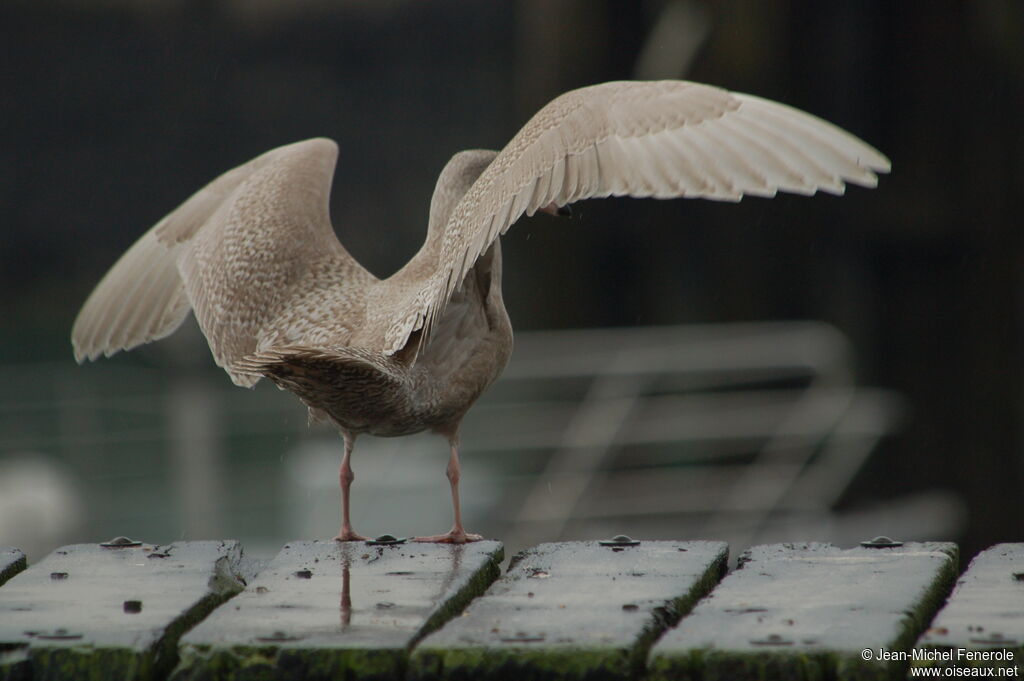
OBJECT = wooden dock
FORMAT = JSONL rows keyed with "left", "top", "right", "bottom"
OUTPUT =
{"left": 0, "top": 538, "right": 1020, "bottom": 680}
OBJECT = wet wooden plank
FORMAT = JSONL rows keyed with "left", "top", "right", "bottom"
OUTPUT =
{"left": 0, "top": 540, "right": 244, "bottom": 681}
{"left": 648, "top": 541, "right": 958, "bottom": 681}
{"left": 0, "top": 548, "right": 26, "bottom": 587}
{"left": 409, "top": 540, "right": 728, "bottom": 681}
{"left": 172, "top": 539, "right": 504, "bottom": 681}
{"left": 913, "top": 543, "right": 1023, "bottom": 672}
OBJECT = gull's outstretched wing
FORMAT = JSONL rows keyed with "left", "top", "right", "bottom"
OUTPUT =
{"left": 382, "top": 80, "right": 890, "bottom": 355}
{"left": 72, "top": 138, "right": 377, "bottom": 386}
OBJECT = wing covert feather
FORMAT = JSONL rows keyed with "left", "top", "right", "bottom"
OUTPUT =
{"left": 73, "top": 138, "right": 376, "bottom": 386}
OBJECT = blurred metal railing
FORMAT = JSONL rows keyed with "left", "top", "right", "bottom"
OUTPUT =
{"left": 463, "top": 322, "right": 941, "bottom": 555}
{"left": 0, "top": 322, "right": 965, "bottom": 562}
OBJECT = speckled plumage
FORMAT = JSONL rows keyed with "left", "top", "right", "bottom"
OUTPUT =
{"left": 71, "top": 80, "right": 889, "bottom": 542}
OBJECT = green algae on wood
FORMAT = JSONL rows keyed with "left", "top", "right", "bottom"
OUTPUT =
{"left": 408, "top": 540, "right": 728, "bottom": 681}
{"left": 0, "top": 540, "right": 245, "bottom": 681}
{"left": 647, "top": 541, "right": 958, "bottom": 681}
{"left": 913, "top": 543, "right": 1023, "bottom": 673}
{"left": 172, "top": 540, "right": 504, "bottom": 681}
{"left": 0, "top": 549, "right": 26, "bottom": 587}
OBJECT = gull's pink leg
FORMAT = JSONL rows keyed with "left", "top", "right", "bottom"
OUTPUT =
{"left": 414, "top": 435, "right": 482, "bottom": 544}
{"left": 333, "top": 432, "right": 368, "bottom": 542}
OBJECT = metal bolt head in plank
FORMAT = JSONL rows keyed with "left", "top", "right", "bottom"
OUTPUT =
{"left": 0, "top": 548, "right": 26, "bottom": 587}
{"left": 172, "top": 540, "right": 503, "bottom": 681}
{"left": 913, "top": 543, "right": 1023, "bottom": 672}
{"left": 409, "top": 540, "right": 728, "bottom": 681}
{"left": 648, "top": 541, "right": 958, "bottom": 681}
{"left": 598, "top": 534, "right": 642, "bottom": 548}
{"left": 365, "top": 534, "right": 408, "bottom": 546}
{"left": 860, "top": 536, "right": 905, "bottom": 548}
{"left": 0, "top": 540, "right": 244, "bottom": 681}
{"left": 100, "top": 536, "right": 144, "bottom": 548}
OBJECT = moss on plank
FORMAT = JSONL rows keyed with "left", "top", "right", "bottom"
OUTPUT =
{"left": 172, "top": 645, "right": 404, "bottom": 681}
{"left": 411, "top": 646, "right": 634, "bottom": 681}
{"left": 173, "top": 544, "right": 504, "bottom": 681}
{"left": 0, "top": 551, "right": 26, "bottom": 588}
{"left": 1, "top": 547, "right": 245, "bottom": 681}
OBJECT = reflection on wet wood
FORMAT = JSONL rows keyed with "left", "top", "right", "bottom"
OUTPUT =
{"left": 172, "top": 540, "right": 503, "bottom": 681}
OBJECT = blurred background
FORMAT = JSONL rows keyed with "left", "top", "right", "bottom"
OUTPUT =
{"left": 1, "top": 0, "right": 1021, "bottom": 565}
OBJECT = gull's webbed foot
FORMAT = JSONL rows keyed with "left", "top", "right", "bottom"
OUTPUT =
{"left": 412, "top": 528, "right": 483, "bottom": 544}
{"left": 333, "top": 528, "right": 370, "bottom": 542}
